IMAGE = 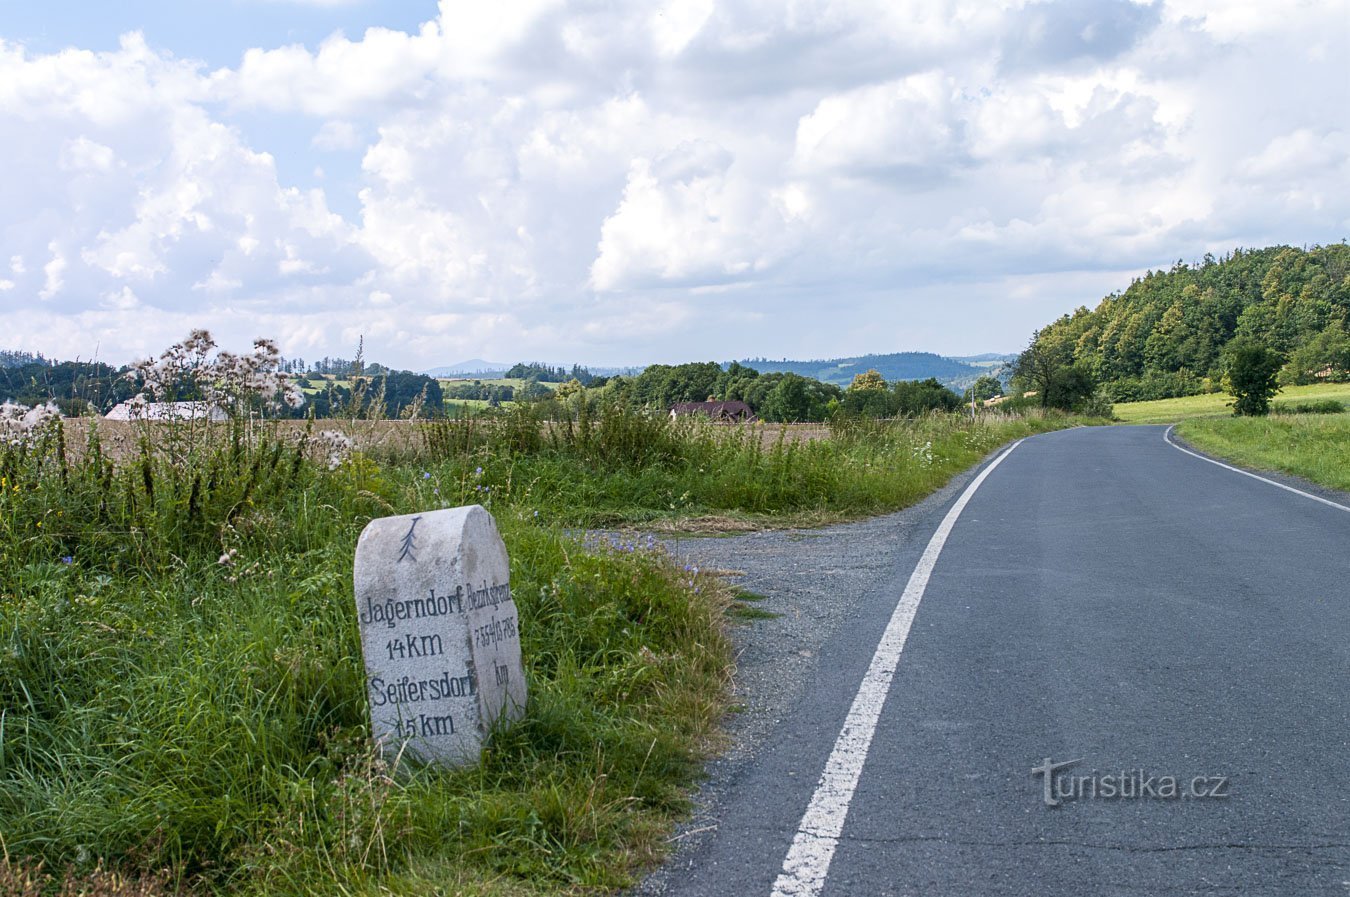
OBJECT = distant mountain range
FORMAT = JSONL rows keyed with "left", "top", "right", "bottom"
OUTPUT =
{"left": 424, "top": 351, "right": 1014, "bottom": 388}
{"left": 736, "top": 352, "right": 1013, "bottom": 388}
{"left": 946, "top": 353, "right": 1017, "bottom": 366}
{"left": 423, "top": 359, "right": 511, "bottom": 377}
{"left": 423, "top": 360, "right": 641, "bottom": 378}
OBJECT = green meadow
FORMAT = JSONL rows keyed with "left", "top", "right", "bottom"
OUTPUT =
{"left": 1112, "top": 382, "right": 1350, "bottom": 424}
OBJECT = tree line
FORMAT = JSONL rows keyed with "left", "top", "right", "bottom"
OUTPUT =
{"left": 504, "top": 362, "right": 600, "bottom": 385}
{"left": 577, "top": 361, "right": 972, "bottom": 422}
{"left": 3, "top": 348, "right": 987, "bottom": 422}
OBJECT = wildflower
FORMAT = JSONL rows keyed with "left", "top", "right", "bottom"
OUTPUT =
{"left": 317, "top": 430, "right": 354, "bottom": 469}
{"left": 61, "top": 556, "right": 74, "bottom": 565}
{"left": 122, "top": 330, "right": 305, "bottom": 416}
{"left": 0, "top": 400, "right": 61, "bottom": 446}
{"left": 422, "top": 471, "right": 431, "bottom": 479}
{"left": 218, "top": 548, "right": 238, "bottom": 566}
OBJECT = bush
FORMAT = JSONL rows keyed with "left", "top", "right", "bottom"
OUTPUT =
{"left": 1072, "top": 391, "right": 1115, "bottom": 419}
{"left": 1272, "top": 399, "right": 1345, "bottom": 415}
{"left": 1223, "top": 338, "right": 1283, "bottom": 416}
{"left": 1102, "top": 369, "right": 1205, "bottom": 403}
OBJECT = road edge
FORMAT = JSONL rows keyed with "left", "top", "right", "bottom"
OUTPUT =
{"left": 1163, "top": 424, "right": 1350, "bottom": 513}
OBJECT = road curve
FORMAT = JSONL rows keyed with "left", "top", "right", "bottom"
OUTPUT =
{"left": 653, "top": 425, "right": 1350, "bottom": 897}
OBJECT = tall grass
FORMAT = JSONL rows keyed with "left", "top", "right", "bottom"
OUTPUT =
{"left": 1, "top": 402, "right": 1085, "bottom": 895}
{"left": 420, "top": 403, "right": 1079, "bottom": 526}
{"left": 0, "top": 416, "right": 732, "bottom": 895}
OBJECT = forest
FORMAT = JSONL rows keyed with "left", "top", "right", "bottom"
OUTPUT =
{"left": 1024, "top": 245, "right": 1350, "bottom": 402}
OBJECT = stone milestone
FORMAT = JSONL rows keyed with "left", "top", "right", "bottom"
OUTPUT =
{"left": 353, "top": 504, "right": 527, "bottom": 766}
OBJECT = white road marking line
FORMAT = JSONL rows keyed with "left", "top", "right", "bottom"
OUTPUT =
{"left": 1164, "top": 425, "right": 1350, "bottom": 514}
{"left": 769, "top": 439, "right": 1024, "bottom": 897}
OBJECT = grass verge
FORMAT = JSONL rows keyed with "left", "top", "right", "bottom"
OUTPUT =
{"left": 1174, "top": 413, "right": 1350, "bottom": 493}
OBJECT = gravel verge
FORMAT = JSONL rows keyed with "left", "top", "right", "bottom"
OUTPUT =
{"left": 627, "top": 455, "right": 999, "bottom": 895}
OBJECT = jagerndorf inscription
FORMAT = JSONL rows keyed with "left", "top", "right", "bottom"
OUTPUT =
{"left": 354, "top": 505, "right": 526, "bottom": 766}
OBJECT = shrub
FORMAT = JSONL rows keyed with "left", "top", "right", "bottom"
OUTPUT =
{"left": 1272, "top": 399, "right": 1345, "bottom": 415}
{"left": 1223, "top": 338, "right": 1283, "bottom": 416}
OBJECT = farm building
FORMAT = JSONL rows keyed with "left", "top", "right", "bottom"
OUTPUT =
{"left": 668, "top": 400, "right": 756, "bottom": 423}
{"left": 105, "top": 400, "right": 229, "bottom": 422}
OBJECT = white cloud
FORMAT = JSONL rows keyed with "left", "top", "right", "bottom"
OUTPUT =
{"left": 226, "top": 23, "right": 444, "bottom": 116}
{"left": 590, "top": 146, "right": 796, "bottom": 291}
{"left": 312, "top": 119, "right": 364, "bottom": 151}
{"left": 39, "top": 243, "right": 66, "bottom": 300}
{"left": 1240, "top": 129, "right": 1347, "bottom": 180}
{"left": 651, "top": 0, "right": 716, "bottom": 58}
{"left": 59, "top": 136, "right": 117, "bottom": 172}
{"left": 1, "top": 0, "right": 1348, "bottom": 366}
{"left": 793, "top": 73, "right": 966, "bottom": 179}
{"left": 101, "top": 285, "right": 140, "bottom": 310}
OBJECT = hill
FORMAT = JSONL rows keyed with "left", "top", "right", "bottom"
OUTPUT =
{"left": 948, "top": 353, "right": 1017, "bottom": 366}
{"left": 736, "top": 352, "right": 984, "bottom": 387}
{"left": 423, "top": 359, "right": 510, "bottom": 377}
{"left": 1026, "top": 245, "right": 1350, "bottom": 402}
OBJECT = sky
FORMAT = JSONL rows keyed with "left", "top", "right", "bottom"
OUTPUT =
{"left": 1, "top": 0, "right": 1347, "bottom": 370}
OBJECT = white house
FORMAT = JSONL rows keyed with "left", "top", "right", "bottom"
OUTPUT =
{"left": 105, "top": 400, "right": 229, "bottom": 422}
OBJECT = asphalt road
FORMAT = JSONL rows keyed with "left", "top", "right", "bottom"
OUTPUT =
{"left": 653, "top": 424, "right": 1350, "bottom": 897}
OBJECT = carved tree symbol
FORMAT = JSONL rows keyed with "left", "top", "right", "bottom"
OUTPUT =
{"left": 398, "top": 516, "right": 421, "bottom": 563}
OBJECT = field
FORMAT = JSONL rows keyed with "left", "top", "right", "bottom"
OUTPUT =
{"left": 1112, "top": 382, "right": 1350, "bottom": 424}
{"left": 292, "top": 374, "right": 353, "bottom": 394}
{"left": 436, "top": 378, "right": 555, "bottom": 391}
{"left": 289, "top": 375, "right": 553, "bottom": 398}
{"left": 0, "top": 406, "right": 1094, "bottom": 895}
{"left": 1176, "top": 412, "right": 1350, "bottom": 493}
{"left": 57, "top": 420, "right": 835, "bottom": 466}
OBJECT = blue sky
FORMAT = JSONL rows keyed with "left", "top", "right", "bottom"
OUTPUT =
{"left": 0, "top": 1, "right": 435, "bottom": 69}
{"left": 1, "top": 1, "right": 1347, "bottom": 370}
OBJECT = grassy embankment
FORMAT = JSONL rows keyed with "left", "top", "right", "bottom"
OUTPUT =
{"left": 1112, "top": 382, "right": 1350, "bottom": 424}
{"left": 1175, "top": 414, "right": 1350, "bottom": 493}
{"left": 1, "top": 406, "right": 1086, "bottom": 896}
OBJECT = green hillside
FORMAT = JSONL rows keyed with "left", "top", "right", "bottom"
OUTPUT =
{"left": 1027, "top": 245, "right": 1350, "bottom": 402}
